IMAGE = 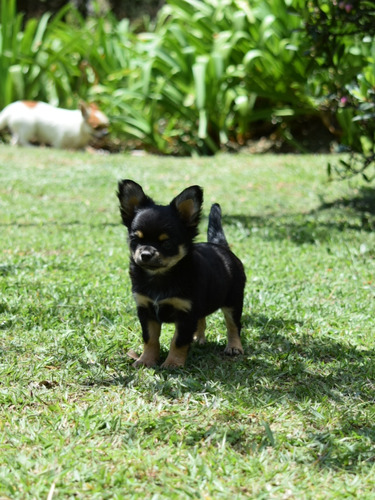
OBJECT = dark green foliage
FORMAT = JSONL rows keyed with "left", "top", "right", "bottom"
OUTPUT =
{"left": 299, "top": 0, "right": 375, "bottom": 180}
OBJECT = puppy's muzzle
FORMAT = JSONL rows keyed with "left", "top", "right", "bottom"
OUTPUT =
{"left": 140, "top": 248, "right": 155, "bottom": 263}
{"left": 134, "top": 246, "right": 161, "bottom": 269}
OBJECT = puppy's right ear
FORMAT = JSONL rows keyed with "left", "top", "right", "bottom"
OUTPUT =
{"left": 117, "top": 180, "right": 153, "bottom": 228}
{"left": 171, "top": 185, "right": 203, "bottom": 228}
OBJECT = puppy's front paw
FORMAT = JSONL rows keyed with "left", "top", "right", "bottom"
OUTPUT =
{"left": 161, "top": 345, "right": 189, "bottom": 369}
{"left": 161, "top": 359, "right": 185, "bottom": 369}
{"left": 133, "top": 358, "right": 158, "bottom": 368}
{"left": 132, "top": 341, "right": 160, "bottom": 368}
{"left": 133, "top": 350, "right": 159, "bottom": 368}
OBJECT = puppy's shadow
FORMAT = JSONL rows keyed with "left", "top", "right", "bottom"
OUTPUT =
{"left": 81, "top": 310, "right": 374, "bottom": 410}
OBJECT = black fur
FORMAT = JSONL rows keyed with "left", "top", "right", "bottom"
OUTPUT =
{"left": 207, "top": 203, "right": 228, "bottom": 247}
{"left": 117, "top": 179, "right": 246, "bottom": 368}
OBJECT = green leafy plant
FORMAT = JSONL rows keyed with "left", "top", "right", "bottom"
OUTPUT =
{"left": 1, "top": 0, "right": 374, "bottom": 159}
{"left": 0, "top": 0, "right": 83, "bottom": 109}
{"left": 300, "top": 0, "right": 375, "bottom": 181}
{"left": 99, "top": 0, "right": 317, "bottom": 154}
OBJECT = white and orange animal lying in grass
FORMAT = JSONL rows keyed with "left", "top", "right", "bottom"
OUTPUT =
{"left": 0, "top": 100, "right": 109, "bottom": 149}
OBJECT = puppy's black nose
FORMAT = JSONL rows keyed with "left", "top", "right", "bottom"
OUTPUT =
{"left": 140, "top": 250, "right": 153, "bottom": 262}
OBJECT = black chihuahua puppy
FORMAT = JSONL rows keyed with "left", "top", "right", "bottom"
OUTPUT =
{"left": 117, "top": 180, "right": 246, "bottom": 368}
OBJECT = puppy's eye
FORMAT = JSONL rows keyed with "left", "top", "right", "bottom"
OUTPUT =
{"left": 157, "top": 233, "right": 173, "bottom": 250}
{"left": 161, "top": 239, "right": 174, "bottom": 251}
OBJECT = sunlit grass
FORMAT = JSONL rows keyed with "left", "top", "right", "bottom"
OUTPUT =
{"left": 1, "top": 145, "right": 375, "bottom": 498}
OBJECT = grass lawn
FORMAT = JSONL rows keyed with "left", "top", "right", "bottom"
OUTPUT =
{"left": 1, "top": 145, "right": 375, "bottom": 498}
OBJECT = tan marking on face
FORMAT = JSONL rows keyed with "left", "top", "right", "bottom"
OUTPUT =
{"left": 133, "top": 246, "right": 160, "bottom": 267}
{"left": 222, "top": 307, "right": 244, "bottom": 355}
{"left": 142, "top": 244, "right": 187, "bottom": 275}
{"left": 161, "top": 328, "right": 189, "bottom": 368}
{"left": 134, "top": 320, "right": 161, "bottom": 368}
{"left": 135, "top": 230, "right": 144, "bottom": 239}
{"left": 161, "top": 244, "right": 187, "bottom": 267}
{"left": 158, "top": 233, "right": 169, "bottom": 241}
{"left": 22, "top": 101, "right": 38, "bottom": 108}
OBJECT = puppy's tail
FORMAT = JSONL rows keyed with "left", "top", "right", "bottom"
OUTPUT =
{"left": 207, "top": 203, "right": 229, "bottom": 247}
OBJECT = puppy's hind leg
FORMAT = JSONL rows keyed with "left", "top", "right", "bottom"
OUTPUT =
{"left": 222, "top": 307, "right": 244, "bottom": 356}
{"left": 193, "top": 318, "right": 206, "bottom": 345}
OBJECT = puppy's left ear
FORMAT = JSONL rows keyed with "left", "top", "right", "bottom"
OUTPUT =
{"left": 117, "top": 179, "right": 154, "bottom": 228}
{"left": 171, "top": 185, "right": 203, "bottom": 227}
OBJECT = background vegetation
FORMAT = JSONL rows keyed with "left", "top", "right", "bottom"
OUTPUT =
{"left": 1, "top": 147, "right": 375, "bottom": 497}
{"left": 0, "top": 0, "right": 374, "bottom": 170}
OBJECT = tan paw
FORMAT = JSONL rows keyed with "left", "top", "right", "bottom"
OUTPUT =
{"left": 133, "top": 352, "right": 159, "bottom": 368}
{"left": 160, "top": 358, "right": 185, "bottom": 369}
{"left": 161, "top": 345, "right": 189, "bottom": 369}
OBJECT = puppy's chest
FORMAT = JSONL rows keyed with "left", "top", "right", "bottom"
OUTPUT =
{"left": 133, "top": 291, "right": 192, "bottom": 322}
